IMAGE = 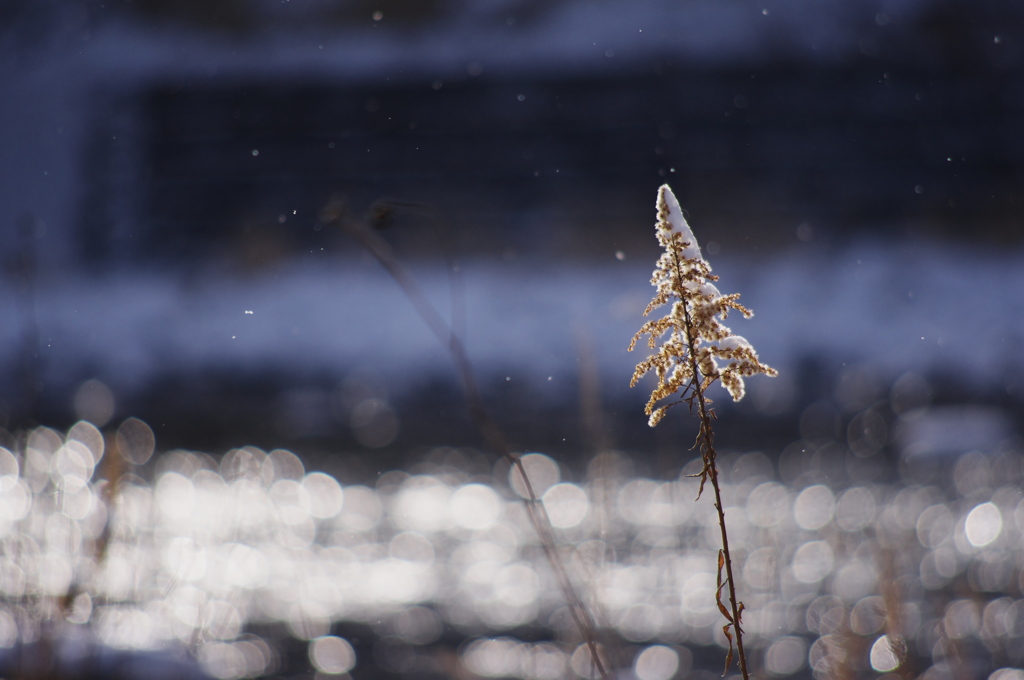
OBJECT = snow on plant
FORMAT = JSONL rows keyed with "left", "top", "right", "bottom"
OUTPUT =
{"left": 628, "top": 184, "right": 776, "bottom": 680}
{"left": 629, "top": 184, "right": 777, "bottom": 426}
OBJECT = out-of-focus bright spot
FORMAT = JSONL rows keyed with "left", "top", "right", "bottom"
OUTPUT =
{"left": 743, "top": 547, "right": 777, "bottom": 590}
{"left": 221, "top": 446, "right": 266, "bottom": 481}
{"left": 288, "top": 614, "right": 330, "bottom": 641}
{"left": 945, "top": 599, "right": 980, "bottom": 638}
{"left": 68, "top": 420, "right": 105, "bottom": 465}
{"left": 61, "top": 482, "right": 97, "bottom": 521}
{"left": 917, "top": 504, "right": 953, "bottom": 548}
{"left": 792, "top": 540, "right": 834, "bottom": 583}
{"left": 336, "top": 485, "right": 382, "bottom": 532}
{"left": 95, "top": 606, "right": 154, "bottom": 649}
{"left": 848, "top": 410, "right": 887, "bottom": 456}
{"left": 390, "top": 531, "right": 435, "bottom": 564}
{"left": 849, "top": 595, "right": 886, "bottom": 635}
{"left": 521, "top": 642, "right": 567, "bottom": 680}
{"left": 832, "top": 560, "right": 877, "bottom": 602}
{"left": 0, "top": 477, "right": 31, "bottom": 528}
{"left": 0, "top": 448, "right": 18, "bottom": 480}
{"left": 350, "top": 398, "right": 399, "bottom": 448}
{"left": 481, "top": 566, "right": 539, "bottom": 627}
{"left": 869, "top": 635, "right": 901, "bottom": 672}
{"left": 954, "top": 451, "right": 993, "bottom": 497}
{"left": 746, "top": 482, "right": 791, "bottom": 527}
{"left": 494, "top": 563, "right": 540, "bottom": 606}
{"left": 618, "top": 603, "right": 661, "bottom": 641}
{"left": 599, "top": 564, "right": 646, "bottom": 610}
{"left": 67, "top": 592, "right": 93, "bottom": 625}
{"left": 270, "top": 479, "right": 312, "bottom": 525}
{"left": 0, "top": 610, "right": 16, "bottom": 647}
{"left": 205, "top": 599, "right": 243, "bottom": 640}
{"left": 919, "top": 546, "right": 958, "bottom": 589}
{"left": 263, "top": 448, "right": 305, "bottom": 482}
{"left": 0, "top": 448, "right": 24, "bottom": 536}
{"left": 764, "top": 636, "right": 806, "bottom": 675}
{"left": 794, "top": 485, "right": 835, "bottom": 530}
{"left": 836, "top": 486, "right": 875, "bottom": 531}
{"left": 462, "top": 637, "right": 522, "bottom": 677}
{"left": 965, "top": 502, "right": 1002, "bottom": 547}
{"left": 117, "top": 417, "right": 155, "bottom": 466}
{"left": 46, "top": 513, "right": 82, "bottom": 554}
{"left": 223, "top": 543, "right": 269, "bottom": 589}
{"left": 543, "top": 483, "right": 589, "bottom": 528}
{"left": 38, "top": 552, "right": 73, "bottom": 595}
{"left": 303, "top": 472, "right": 344, "bottom": 518}
{"left": 570, "top": 643, "right": 608, "bottom": 680}
{"left": 169, "top": 584, "right": 206, "bottom": 630}
{"left": 634, "top": 645, "right": 679, "bottom": 680}
{"left": 450, "top": 483, "right": 502, "bottom": 529}
{"left": 618, "top": 479, "right": 688, "bottom": 526}
{"left": 234, "top": 636, "right": 273, "bottom": 677}
{"left": 680, "top": 572, "right": 717, "bottom": 615}
{"left": 155, "top": 472, "right": 196, "bottom": 520}
{"left": 990, "top": 670, "right": 1024, "bottom": 680}
{"left": 53, "top": 441, "right": 95, "bottom": 485}
{"left": 369, "top": 557, "right": 438, "bottom": 604}
{"left": 391, "top": 476, "right": 452, "bottom": 533}
{"left": 164, "top": 536, "right": 206, "bottom": 582}
{"left": 73, "top": 378, "right": 116, "bottom": 426}
{"left": 200, "top": 640, "right": 248, "bottom": 679}
{"left": 509, "top": 453, "right": 560, "bottom": 498}
{"left": 310, "top": 635, "right": 356, "bottom": 674}
{"left": 228, "top": 478, "right": 273, "bottom": 530}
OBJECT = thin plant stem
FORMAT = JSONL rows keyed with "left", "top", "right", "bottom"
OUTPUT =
{"left": 680, "top": 287, "right": 749, "bottom": 680}
{"left": 631, "top": 185, "right": 774, "bottom": 679}
{"left": 326, "top": 201, "right": 608, "bottom": 680}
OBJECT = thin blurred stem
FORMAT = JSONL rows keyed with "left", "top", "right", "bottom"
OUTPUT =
{"left": 364, "top": 198, "right": 467, "bottom": 345}
{"left": 325, "top": 200, "right": 608, "bottom": 680}
{"left": 676, "top": 252, "right": 749, "bottom": 680}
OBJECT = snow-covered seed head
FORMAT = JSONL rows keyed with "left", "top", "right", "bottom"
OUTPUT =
{"left": 629, "top": 184, "right": 777, "bottom": 426}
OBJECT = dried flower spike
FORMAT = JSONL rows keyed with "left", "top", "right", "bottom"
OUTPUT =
{"left": 629, "top": 184, "right": 777, "bottom": 427}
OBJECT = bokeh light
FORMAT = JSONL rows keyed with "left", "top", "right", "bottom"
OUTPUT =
{"left": 509, "top": 453, "right": 559, "bottom": 499}
{"left": 965, "top": 502, "right": 1003, "bottom": 548}
{"left": 450, "top": 483, "right": 502, "bottom": 530}
{"left": 634, "top": 645, "right": 680, "bottom": 680}
{"left": 0, "top": 417, "right": 1021, "bottom": 678}
{"left": 869, "top": 635, "right": 901, "bottom": 673}
{"left": 309, "top": 635, "right": 356, "bottom": 674}
{"left": 764, "top": 635, "right": 806, "bottom": 675}
{"left": 542, "top": 483, "right": 589, "bottom": 529}
{"left": 793, "top": 485, "right": 835, "bottom": 530}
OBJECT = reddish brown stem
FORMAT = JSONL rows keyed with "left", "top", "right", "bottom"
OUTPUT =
{"left": 676, "top": 255, "right": 750, "bottom": 680}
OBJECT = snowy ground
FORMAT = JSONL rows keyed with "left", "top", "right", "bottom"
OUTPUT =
{"left": 6, "top": 239, "right": 1021, "bottom": 404}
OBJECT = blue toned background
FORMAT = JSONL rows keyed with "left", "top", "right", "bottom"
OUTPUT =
{"left": 1, "top": 1, "right": 1023, "bottom": 678}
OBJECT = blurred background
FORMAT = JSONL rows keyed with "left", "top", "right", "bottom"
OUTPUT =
{"left": 1, "top": 0, "right": 1024, "bottom": 678}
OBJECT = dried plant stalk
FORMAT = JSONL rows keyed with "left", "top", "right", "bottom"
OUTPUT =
{"left": 322, "top": 197, "right": 608, "bottom": 680}
{"left": 629, "top": 185, "right": 777, "bottom": 680}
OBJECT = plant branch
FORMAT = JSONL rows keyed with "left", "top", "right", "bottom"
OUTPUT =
{"left": 323, "top": 198, "right": 608, "bottom": 680}
{"left": 671, "top": 244, "right": 750, "bottom": 680}
{"left": 681, "top": 292, "right": 749, "bottom": 680}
